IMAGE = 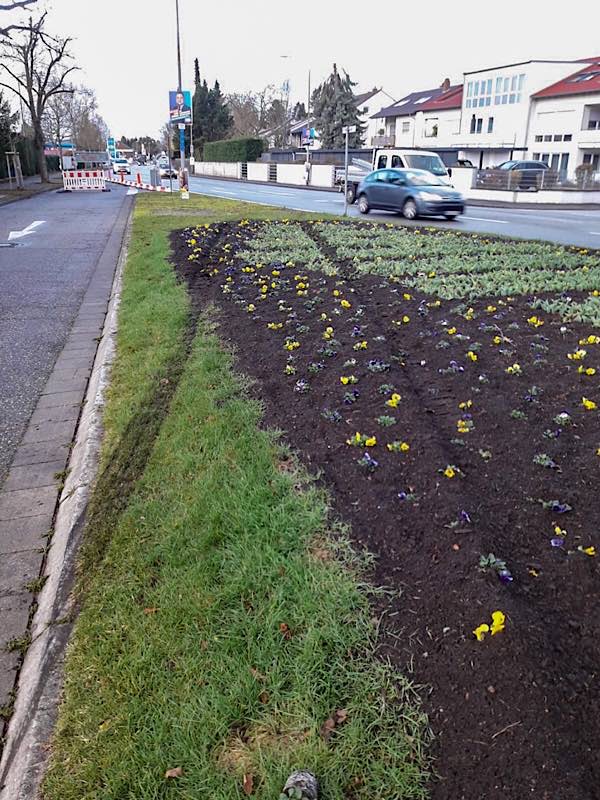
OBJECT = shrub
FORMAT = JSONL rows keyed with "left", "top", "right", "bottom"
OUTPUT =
{"left": 203, "top": 137, "right": 264, "bottom": 163}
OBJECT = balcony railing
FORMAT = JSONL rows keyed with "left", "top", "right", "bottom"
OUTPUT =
{"left": 475, "top": 168, "right": 600, "bottom": 191}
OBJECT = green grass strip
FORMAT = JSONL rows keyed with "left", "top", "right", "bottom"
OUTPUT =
{"left": 43, "top": 195, "right": 430, "bottom": 799}
{"left": 43, "top": 315, "right": 429, "bottom": 799}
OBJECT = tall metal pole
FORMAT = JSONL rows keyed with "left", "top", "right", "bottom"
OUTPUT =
{"left": 175, "top": 0, "right": 182, "bottom": 91}
{"left": 343, "top": 128, "right": 349, "bottom": 217}
{"left": 175, "top": 0, "right": 187, "bottom": 196}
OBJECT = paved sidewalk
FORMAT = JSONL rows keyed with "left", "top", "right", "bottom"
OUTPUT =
{"left": 0, "top": 188, "right": 133, "bottom": 720}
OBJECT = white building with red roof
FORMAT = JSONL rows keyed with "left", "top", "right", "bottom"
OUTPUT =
{"left": 529, "top": 60, "right": 600, "bottom": 179}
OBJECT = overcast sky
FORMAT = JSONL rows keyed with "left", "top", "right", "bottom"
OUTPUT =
{"left": 6, "top": 0, "right": 600, "bottom": 139}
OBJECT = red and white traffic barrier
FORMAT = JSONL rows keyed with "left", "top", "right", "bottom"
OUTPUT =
{"left": 105, "top": 174, "right": 172, "bottom": 192}
{"left": 62, "top": 169, "right": 107, "bottom": 191}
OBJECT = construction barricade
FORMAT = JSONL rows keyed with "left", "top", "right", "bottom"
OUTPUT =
{"left": 62, "top": 169, "right": 108, "bottom": 191}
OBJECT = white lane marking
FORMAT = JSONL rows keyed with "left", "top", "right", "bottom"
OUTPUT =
{"left": 126, "top": 188, "right": 138, "bottom": 195}
{"left": 7, "top": 220, "right": 46, "bottom": 240}
{"left": 462, "top": 216, "right": 508, "bottom": 224}
{"left": 589, "top": 232, "right": 600, "bottom": 235}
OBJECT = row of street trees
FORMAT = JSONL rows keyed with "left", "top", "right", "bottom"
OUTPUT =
{"left": 0, "top": 2, "right": 107, "bottom": 180}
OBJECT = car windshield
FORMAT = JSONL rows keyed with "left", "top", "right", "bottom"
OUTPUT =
{"left": 402, "top": 170, "right": 446, "bottom": 187}
{"left": 497, "top": 161, "right": 519, "bottom": 170}
{"left": 403, "top": 154, "right": 447, "bottom": 176}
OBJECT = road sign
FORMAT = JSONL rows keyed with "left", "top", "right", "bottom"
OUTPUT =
{"left": 342, "top": 125, "right": 357, "bottom": 134}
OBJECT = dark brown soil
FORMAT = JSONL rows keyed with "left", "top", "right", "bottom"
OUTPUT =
{"left": 171, "top": 220, "right": 600, "bottom": 800}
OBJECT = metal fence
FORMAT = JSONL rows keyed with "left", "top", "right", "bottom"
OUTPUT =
{"left": 475, "top": 168, "right": 600, "bottom": 191}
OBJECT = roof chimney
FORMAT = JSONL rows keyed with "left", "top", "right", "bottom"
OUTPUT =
{"left": 441, "top": 78, "right": 451, "bottom": 92}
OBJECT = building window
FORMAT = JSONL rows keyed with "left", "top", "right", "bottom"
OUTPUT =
{"left": 402, "top": 121, "right": 410, "bottom": 133}
{"left": 476, "top": 118, "right": 483, "bottom": 134}
{"left": 541, "top": 153, "right": 550, "bottom": 164}
{"left": 488, "top": 117, "right": 494, "bottom": 133}
{"left": 564, "top": 134, "right": 572, "bottom": 141}
{"left": 553, "top": 134, "right": 562, "bottom": 141}
{"left": 544, "top": 135, "right": 552, "bottom": 142}
{"left": 560, "top": 153, "right": 569, "bottom": 175}
{"left": 470, "top": 115, "right": 476, "bottom": 133}
{"left": 535, "top": 135, "right": 543, "bottom": 142}
{"left": 533, "top": 152, "right": 540, "bottom": 160}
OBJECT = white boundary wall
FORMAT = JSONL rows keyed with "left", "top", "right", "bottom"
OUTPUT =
{"left": 310, "top": 165, "right": 335, "bottom": 188}
{"left": 275, "top": 164, "right": 306, "bottom": 185}
{"left": 194, "top": 161, "right": 241, "bottom": 179}
{"left": 247, "top": 163, "right": 270, "bottom": 181}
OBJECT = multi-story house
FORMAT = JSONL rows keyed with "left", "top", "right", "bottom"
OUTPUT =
{"left": 454, "top": 58, "right": 597, "bottom": 169}
{"left": 371, "top": 80, "right": 458, "bottom": 148}
{"left": 529, "top": 59, "right": 600, "bottom": 179}
{"left": 354, "top": 87, "right": 396, "bottom": 146}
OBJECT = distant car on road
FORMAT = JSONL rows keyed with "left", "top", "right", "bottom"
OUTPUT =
{"left": 111, "top": 157, "right": 130, "bottom": 175}
{"left": 356, "top": 168, "right": 465, "bottom": 220}
{"left": 158, "top": 161, "right": 177, "bottom": 179}
{"left": 495, "top": 159, "right": 550, "bottom": 189}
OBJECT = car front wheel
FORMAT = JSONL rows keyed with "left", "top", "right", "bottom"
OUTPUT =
{"left": 402, "top": 198, "right": 418, "bottom": 220}
{"left": 357, "top": 194, "right": 370, "bottom": 214}
{"left": 444, "top": 212, "right": 460, "bottom": 220}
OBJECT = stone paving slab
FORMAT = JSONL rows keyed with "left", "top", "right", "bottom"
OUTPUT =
{"left": 0, "top": 650, "right": 20, "bottom": 708}
{"left": 3, "top": 462, "right": 66, "bottom": 493}
{"left": 0, "top": 487, "right": 57, "bottom": 522}
{"left": 0, "top": 551, "right": 41, "bottom": 597}
{"left": 11, "top": 440, "right": 71, "bottom": 468}
{"left": 21, "top": 419, "right": 77, "bottom": 446}
{"left": 0, "top": 514, "right": 52, "bottom": 554}
{"left": 35, "top": 390, "right": 83, "bottom": 410}
{"left": 29, "top": 404, "right": 79, "bottom": 426}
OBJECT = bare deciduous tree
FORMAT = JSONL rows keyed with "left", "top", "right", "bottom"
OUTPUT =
{"left": 0, "top": 13, "right": 77, "bottom": 180}
{"left": 0, "top": 0, "right": 38, "bottom": 37}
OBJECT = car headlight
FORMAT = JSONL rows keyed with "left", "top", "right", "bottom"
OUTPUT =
{"left": 419, "top": 191, "right": 443, "bottom": 202}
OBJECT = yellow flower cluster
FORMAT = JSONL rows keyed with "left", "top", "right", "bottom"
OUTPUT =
{"left": 567, "top": 349, "right": 586, "bottom": 361}
{"left": 267, "top": 322, "right": 283, "bottom": 330}
{"left": 505, "top": 363, "right": 522, "bottom": 375}
{"left": 386, "top": 393, "right": 402, "bottom": 408}
{"left": 582, "top": 396, "right": 597, "bottom": 411}
{"left": 346, "top": 432, "right": 376, "bottom": 447}
{"left": 353, "top": 340, "right": 368, "bottom": 351}
{"left": 578, "top": 366, "right": 596, "bottom": 376}
{"left": 340, "top": 299, "right": 352, "bottom": 309}
{"left": 386, "top": 441, "right": 410, "bottom": 452}
{"left": 340, "top": 375, "right": 358, "bottom": 385}
{"left": 446, "top": 326, "right": 457, "bottom": 335}
{"left": 527, "top": 315, "right": 544, "bottom": 328}
{"left": 458, "top": 399, "right": 472, "bottom": 410}
{"left": 284, "top": 340, "right": 300, "bottom": 352}
{"left": 456, "top": 419, "right": 472, "bottom": 434}
{"left": 473, "top": 610, "right": 506, "bottom": 642}
{"left": 323, "top": 326, "right": 334, "bottom": 340}
{"left": 580, "top": 334, "right": 600, "bottom": 345}
{"left": 467, "top": 351, "right": 478, "bottom": 362}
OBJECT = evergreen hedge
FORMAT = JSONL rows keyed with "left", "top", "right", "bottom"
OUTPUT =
{"left": 203, "top": 138, "right": 264, "bottom": 163}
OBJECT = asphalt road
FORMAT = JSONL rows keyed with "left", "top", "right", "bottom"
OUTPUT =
{"left": 130, "top": 164, "right": 600, "bottom": 249}
{"left": 0, "top": 186, "right": 129, "bottom": 483}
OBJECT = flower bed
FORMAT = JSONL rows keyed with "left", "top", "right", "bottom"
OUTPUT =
{"left": 172, "top": 220, "right": 600, "bottom": 800}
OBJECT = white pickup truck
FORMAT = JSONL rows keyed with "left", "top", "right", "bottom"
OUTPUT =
{"left": 338, "top": 148, "right": 451, "bottom": 204}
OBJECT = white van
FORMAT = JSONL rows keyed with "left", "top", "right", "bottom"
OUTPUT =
{"left": 344, "top": 149, "right": 450, "bottom": 203}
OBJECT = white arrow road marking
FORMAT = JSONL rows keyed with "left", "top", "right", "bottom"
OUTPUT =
{"left": 7, "top": 220, "right": 46, "bottom": 241}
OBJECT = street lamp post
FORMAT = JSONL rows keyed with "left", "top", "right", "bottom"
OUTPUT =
{"left": 174, "top": 0, "right": 188, "bottom": 198}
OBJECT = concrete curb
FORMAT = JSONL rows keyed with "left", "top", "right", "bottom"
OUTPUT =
{"left": 0, "top": 200, "right": 134, "bottom": 800}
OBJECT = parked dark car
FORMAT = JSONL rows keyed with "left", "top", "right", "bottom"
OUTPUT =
{"left": 496, "top": 159, "right": 550, "bottom": 189}
{"left": 356, "top": 168, "right": 465, "bottom": 220}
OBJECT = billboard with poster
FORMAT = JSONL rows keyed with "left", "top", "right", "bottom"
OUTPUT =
{"left": 169, "top": 90, "right": 192, "bottom": 124}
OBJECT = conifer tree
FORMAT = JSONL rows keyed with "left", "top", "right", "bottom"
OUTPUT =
{"left": 311, "top": 64, "right": 364, "bottom": 148}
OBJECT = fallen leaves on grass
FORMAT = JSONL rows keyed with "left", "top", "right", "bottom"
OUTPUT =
{"left": 165, "top": 766, "right": 183, "bottom": 779}
{"left": 242, "top": 773, "right": 254, "bottom": 795}
{"left": 320, "top": 708, "right": 349, "bottom": 741}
